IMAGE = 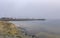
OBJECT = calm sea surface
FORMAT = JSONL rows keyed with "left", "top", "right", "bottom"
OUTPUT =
{"left": 11, "top": 19, "right": 60, "bottom": 34}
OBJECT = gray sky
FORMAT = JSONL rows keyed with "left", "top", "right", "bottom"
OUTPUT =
{"left": 0, "top": 0, "right": 60, "bottom": 19}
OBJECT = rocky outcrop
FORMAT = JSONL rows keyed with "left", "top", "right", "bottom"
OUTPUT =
{"left": 0, "top": 21, "right": 32, "bottom": 38}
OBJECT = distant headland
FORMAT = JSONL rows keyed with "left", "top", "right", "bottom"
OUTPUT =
{"left": 0, "top": 17, "right": 46, "bottom": 21}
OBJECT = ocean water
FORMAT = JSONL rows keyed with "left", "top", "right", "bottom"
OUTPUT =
{"left": 11, "top": 19, "right": 60, "bottom": 34}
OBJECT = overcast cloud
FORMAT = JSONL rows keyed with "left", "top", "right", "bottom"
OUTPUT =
{"left": 0, "top": 0, "right": 60, "bottom": 19}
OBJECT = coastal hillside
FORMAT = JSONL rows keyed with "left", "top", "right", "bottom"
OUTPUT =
{"left": 0, "top": 21, "right": 32, "bottom": 38}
